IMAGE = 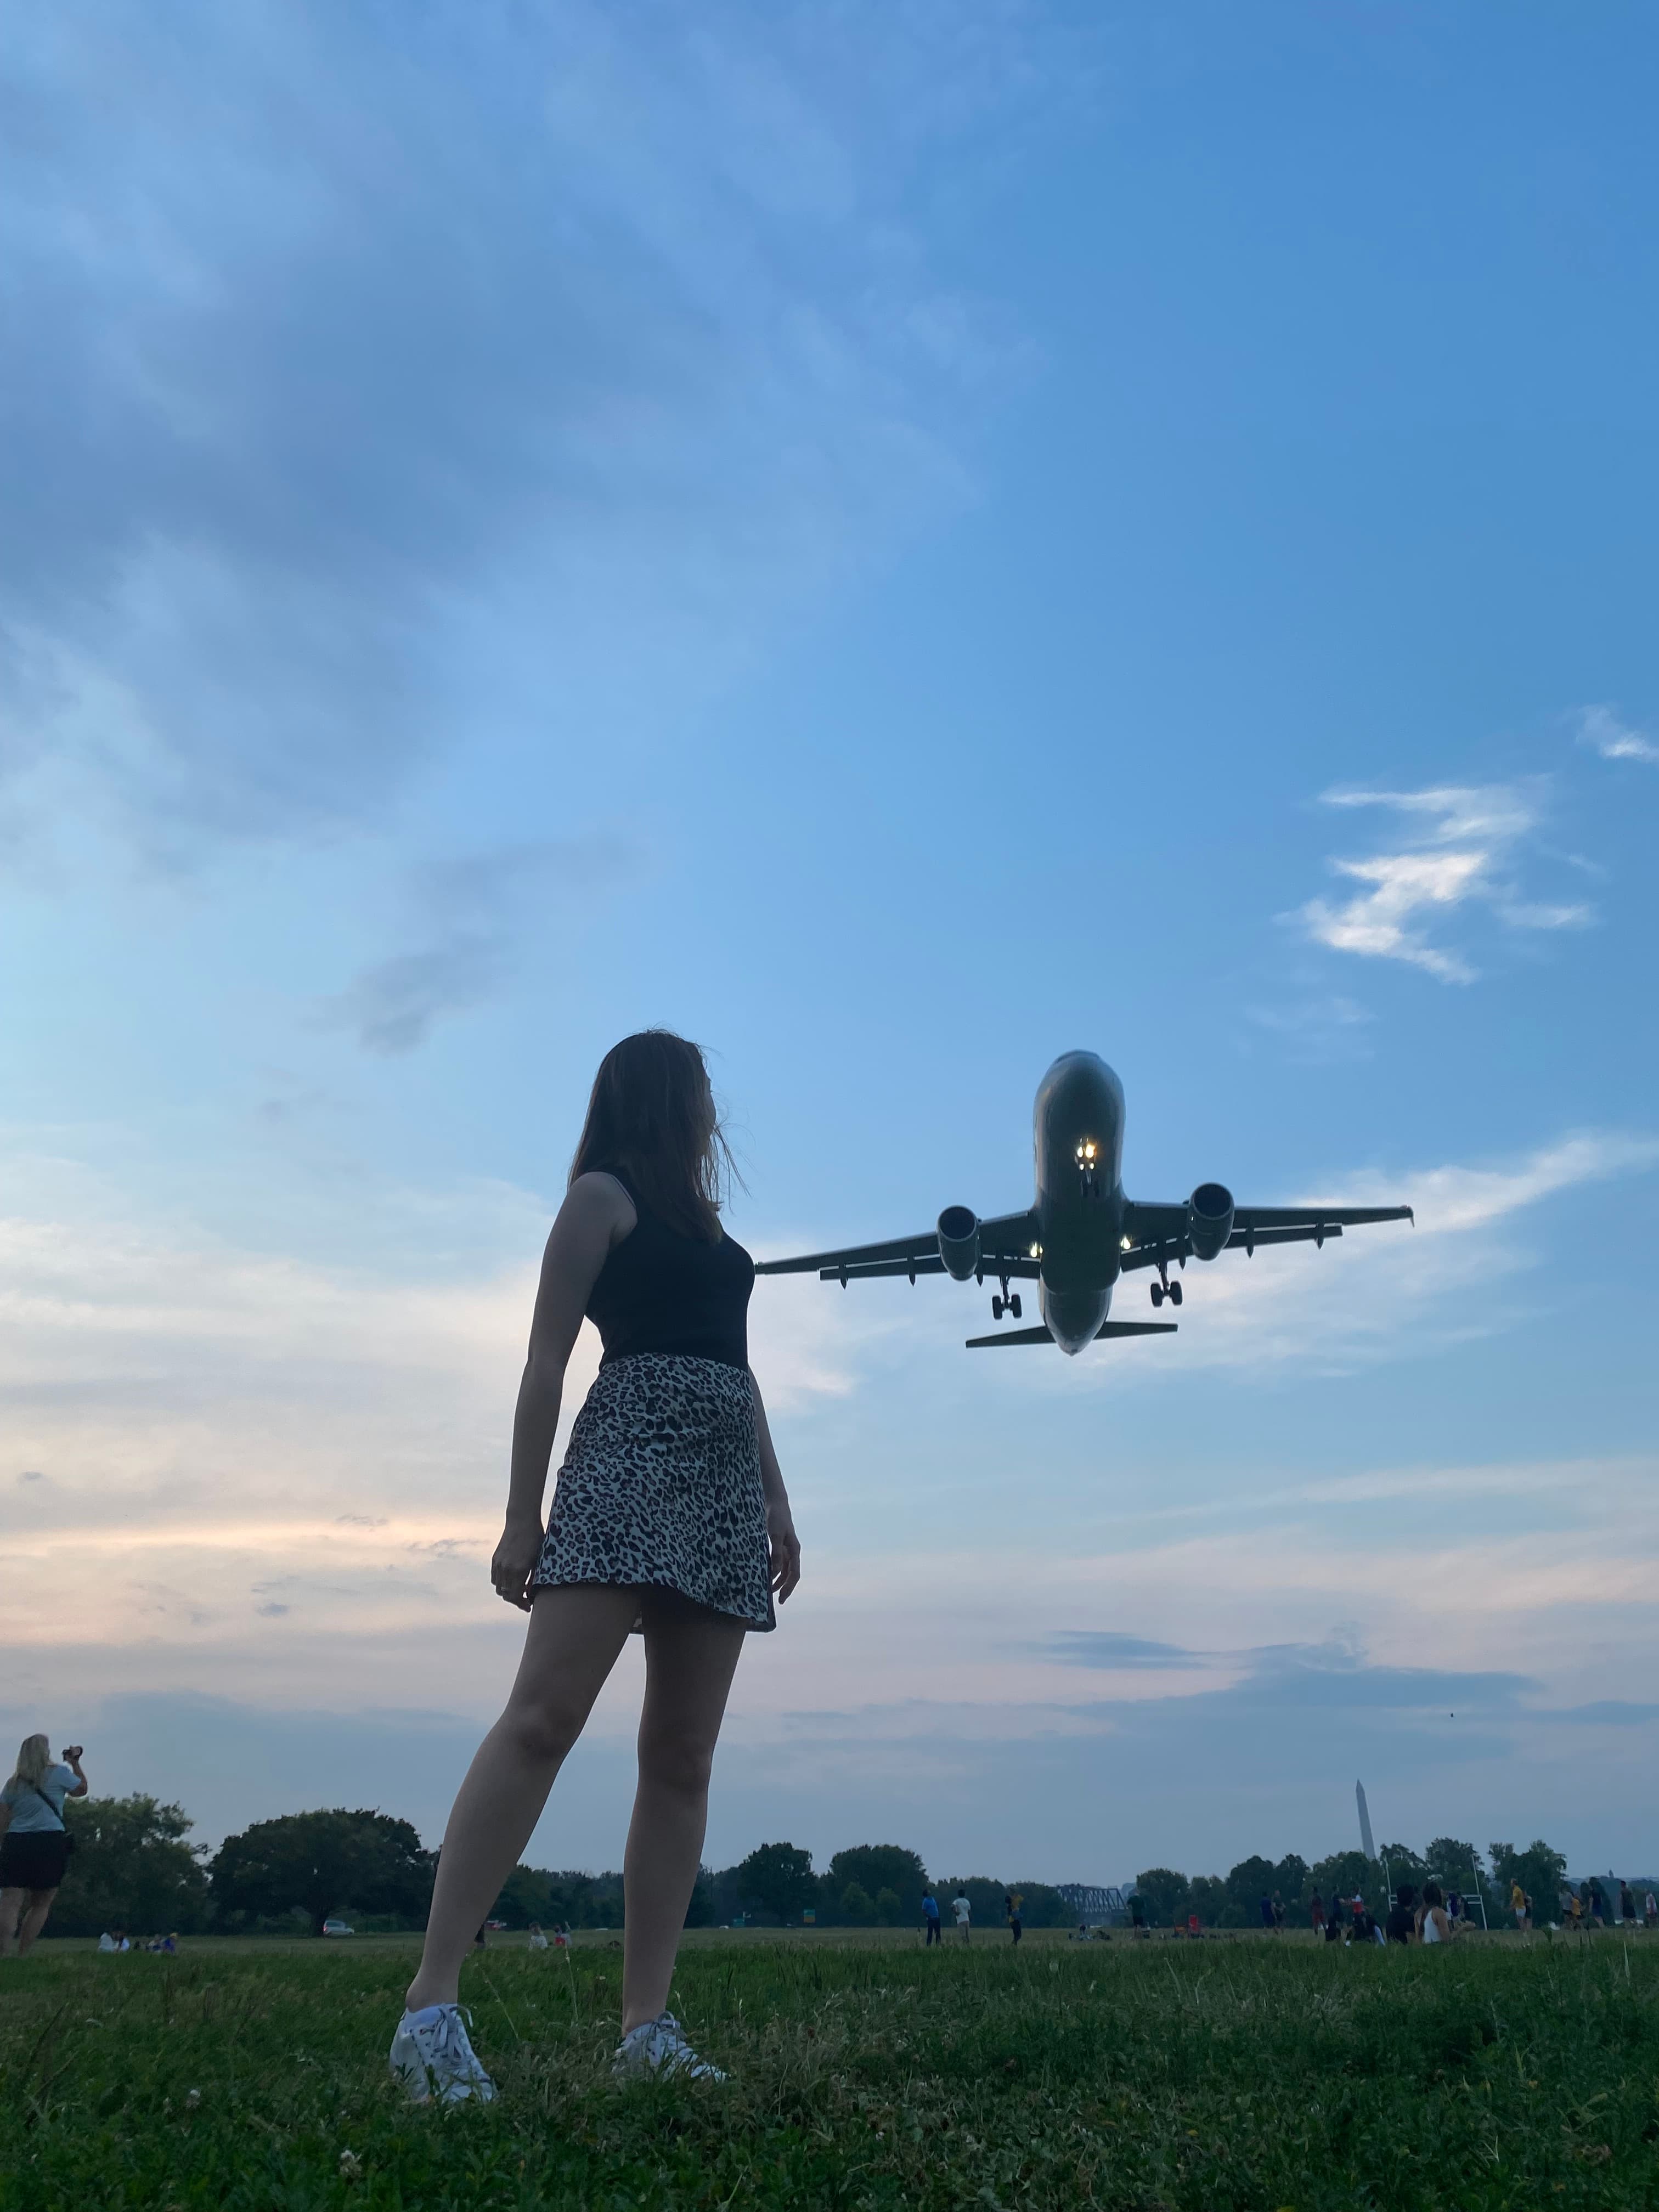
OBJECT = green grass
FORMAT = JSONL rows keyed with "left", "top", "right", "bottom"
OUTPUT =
{"left": 1, "top": 1929, "right": 1656, "bottom": 2209}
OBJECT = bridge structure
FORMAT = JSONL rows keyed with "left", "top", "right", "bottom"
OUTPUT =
{"left": 1056, "top": 1882, "right": 1130, "bottom": 1927}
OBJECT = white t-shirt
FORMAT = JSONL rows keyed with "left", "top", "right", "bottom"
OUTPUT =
{"left": 528, "top": 1930, "right": 549, "bottom": 1950}
{"left": 952, "top": 1895, "right": 971, "bottom": 1925}
{"left": 1, "top": 1765, "right": 76, "bottom": 1833}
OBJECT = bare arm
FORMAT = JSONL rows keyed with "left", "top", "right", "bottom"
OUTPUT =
{"left": 491, "top": 1174, "right": 635, "bottom": 1610}
{"left": 62, "top": 1748, "right": 88, "bottom": 1797}
{"left": 750, "top": 1371, "right": 801, "bottom": 1605}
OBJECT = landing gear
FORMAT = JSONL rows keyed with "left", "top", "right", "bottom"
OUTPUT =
{"left": 1150, "top": 1282, "right": 1162, "bottom": 1308}
{"left": 991, "top": 1292, "right": 1024, "bottom": 1322}
{"left": 1167, "top": 1279, "right": 1182, "bottom": 1306}
{"left": 1150, "top": 1272, "right": 1183, "bottom": 1310}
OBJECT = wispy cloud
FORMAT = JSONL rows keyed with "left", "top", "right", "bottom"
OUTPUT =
{"left": 319, "top": 832, "right": 634, "bottom": 1053}
{"left": 1295, "top": 782, "right": 1592, "bottom": 983}
{"left": 1575, "top": 703, "right": 1659, "bottom": 766}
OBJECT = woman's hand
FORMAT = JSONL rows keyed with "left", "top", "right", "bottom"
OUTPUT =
{"left": 766, "top": 1494, "right": 802, "bottom": 1605}
{"left": 491, "top": 1516, "right": 545, "bottom": 1612}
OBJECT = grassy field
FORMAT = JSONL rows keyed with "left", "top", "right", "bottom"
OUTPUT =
{"left": 1, "top": 1928, "right": 1655, "bottom": 2210}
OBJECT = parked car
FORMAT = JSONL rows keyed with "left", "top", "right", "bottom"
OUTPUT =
{"left": 321, "top": 1917, "right": 354, "bottom": 1937}
{"left": 484, "top": 1919, "right": 507, "bottom": 1931}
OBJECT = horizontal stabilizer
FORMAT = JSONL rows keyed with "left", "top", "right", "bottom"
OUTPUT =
{"left": 964, "top": 1319, "right": 1180, "bottom": 1348}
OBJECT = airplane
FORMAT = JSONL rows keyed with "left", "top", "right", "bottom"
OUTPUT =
{"left": 754, "top": 1050, "right": 1413, "bottom": 1354}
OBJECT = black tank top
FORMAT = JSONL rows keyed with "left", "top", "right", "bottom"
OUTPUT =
{"left": 585, "top": 1169, "right": 754, "bottom": 1371}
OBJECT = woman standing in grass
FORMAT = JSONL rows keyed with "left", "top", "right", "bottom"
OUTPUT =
{"left": 0, "top": 1735, "right": 88, "bottom": 1956}
{"left": 390, "top": 1032, "right": 801, "bottom": 2105}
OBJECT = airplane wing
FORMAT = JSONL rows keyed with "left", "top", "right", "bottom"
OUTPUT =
{"left": 754, "top": 1209, "right": 1041, "bottom": 1284}
{"left": 1120, "top": 1199, "right": 1412, "bottom": 1268}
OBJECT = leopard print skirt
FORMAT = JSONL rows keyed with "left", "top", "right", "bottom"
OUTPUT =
{"left": 531, "top": 1353, "right": 774, "bottom": 1631}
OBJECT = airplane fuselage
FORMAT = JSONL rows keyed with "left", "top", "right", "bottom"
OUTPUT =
{"left": 1032, "top": 1051, "right": 1128, "bottom": 1352}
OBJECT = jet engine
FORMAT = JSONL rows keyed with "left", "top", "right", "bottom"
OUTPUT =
{"left": 1188, "top": 1182, "right": 1234, "bottom": 1260}
{"left": 936, "top": 1205, "right": 981, "bottom": 1282}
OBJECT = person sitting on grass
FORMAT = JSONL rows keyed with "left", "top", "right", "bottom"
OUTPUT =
{"left": 527, "top": 1922, "right": 549, "bottom": 1950}
{"left": 1417, "top": 1881, "right": 1452, "bottom": 1945}
{"left": 1385, "top": 1884, "right": 1417, "bottom": 1945}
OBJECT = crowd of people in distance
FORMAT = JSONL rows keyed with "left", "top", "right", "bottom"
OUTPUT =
{"left": 97, "top": 1929, "right": 179, "bottom": 1953}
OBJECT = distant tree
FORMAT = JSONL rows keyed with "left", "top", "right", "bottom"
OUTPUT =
{"left": 53, "top": 1795, "right": 210, "bottom": 1938}
{"left": 736, "top": 1841, "right": 816, "bottom": 1924}
{"left": 1424, "top": 1837, "right": 1485, "bottom": 1893}
{"left": 1487, "top": 1839, "right": 1567, "bottom": 1915}
{"left": 874, "top": 1887, "right": 901, "bottom": 1925}
{"left": 210, "top": 1809, "right": 432, "bottom": 1936}
{"left": 1008, "top": 1882, "right": 1074, "bottom": 1929}
{"left": 825, "top": 1847, "right": 929, "bottom": 1925}
{"left": 839, "top": 1881, "right": 874, "bottom": 1923}
{"left": 1379, "top": 1841, "right": 1429, "bottom": 1886}
{"left": 1222, "top": 1855, "right": 1278, "bottom": 1928}
{"left": 1189, "top": 1875, "right": 1228, "bottom": 1928}
{"left": 685, "top": 1865, "right": 719, "bottom": 1927}
{"left": 1272, "top": 1854, "right": 1310, "bottom": 1911}
{"left": 942, "top": 1877, "right": 1009, "bottom": 1928}
{"left": 1133, "top": 1867, "right": 1191, "bottom": 1927}
{"left": 1308, "top": 1849, "right": 1386, "bottom": 1917}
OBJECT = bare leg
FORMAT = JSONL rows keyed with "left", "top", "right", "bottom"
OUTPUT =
{"left": 14, "top": 1889, "right": 59, "bottom": 1956}
{"left": 620, "top": 1592, "right": 746, "bottom": 2034}
{"left": 0, "top": 1888, "right": 27, "bottom": 1956}
{"left": 405, "top": 1584, "right": 640, "bottom": 2013}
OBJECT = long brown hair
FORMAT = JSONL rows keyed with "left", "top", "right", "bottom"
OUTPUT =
{"left": 568, "top": 1031, "right": 735, "bottom": 1242}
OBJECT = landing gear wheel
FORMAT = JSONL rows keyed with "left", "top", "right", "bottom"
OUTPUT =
{"left": 1167, "top": 1280, "right": 1183, "bottom": 1307}
{"left": 1009, "top": 1294, "right": 1023, "bottom": 1320}
{"left": 991, "top": 1295, "right": 1005, "bottom": 1321}
{"left": 1150, "top": 1282, "right": 1164, "bottom": 1309}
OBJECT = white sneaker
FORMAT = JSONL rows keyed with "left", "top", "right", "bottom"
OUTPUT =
{"left": 612, "top": 2011, "right": 725, "bottom": 2083}
{"left": 389, "top": 2004, "right": 496, "bottom": 2104}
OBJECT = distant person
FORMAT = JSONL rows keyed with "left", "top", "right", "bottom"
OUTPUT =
{"left": 388, "top": 1035, "right": 801, "bottom": 2105}
{"left": 1418, "top": 1882, "right": 1451, "bottom": 1945}
{"left": 1587, "top": 1881, "right": 1606, "bottom": 1929}
{"left": 1386, "top": 1884, "right": 1417, "bottom": 1945}
{"left": 953, "top": 1890, "right": 972, "bottom": 1945}
{"left": 1618, "top": 1882, "right": 1635, "bottom": 1927}
{"left": 1130, "top": 1894, "right": 1147, "bottom": 1936}
{"left": 1646, "top": 1891, "right": 1657, "bottom": 1932}
{"left": 1271, "top": 1892, "right": 1284, "bottom": 1932}
{"left": 1446, "top": 1889, "right": 1462, "bottom": 1926}
{"left": 1006, "top": 1891, "right": 1023, "bottom": 1946}
{"left": 527, "top": 1922, "right": 549, "bottom": 1951}
{"left": 0, "top": 1736, "right": 87, "bottom": 1959}
{"left": 922, "top": 1889, "right": 941, "bottom": 1946}
{"left": 1510, "top": 1880, "right": 1527, "bottom": 1932}
{"left": 553, "top": 1922, "right": 572, "bottom": 1948}
{"left": 1187, "top": 1911, "right": 1201, "bottom": 1938}
{"left": 98, "top": 1931, "right": 119, "bottom": 1953}
{"left": 1259, "top": 1895, "right": 1273, "bottom": 1931}
{"left": 1310, "top": 1890, "right": 1325, "bottom": 1936}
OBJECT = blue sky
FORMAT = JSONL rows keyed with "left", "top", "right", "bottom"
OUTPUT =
{"left": 3, "top": 1, "right": 1656, "bottom": 1886}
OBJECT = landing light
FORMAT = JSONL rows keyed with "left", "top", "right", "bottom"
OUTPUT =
{"left": 1028, "top": 1243, "right": 1041, "bottom": 1259}
{"left": 1120, "top": 1234, "right": 1132, "bottom": 1251}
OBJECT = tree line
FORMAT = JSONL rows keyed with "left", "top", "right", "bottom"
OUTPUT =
{"left": 44, "top": 1795, "right": 1612, "bottom": 1942}
{"left": 1132, "top": 1837, "right": 1588, "bottom": 1929}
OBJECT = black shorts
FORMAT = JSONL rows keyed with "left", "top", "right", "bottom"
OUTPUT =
{"left": 0, "top": 1830, "right": 69, "bottom": 1891}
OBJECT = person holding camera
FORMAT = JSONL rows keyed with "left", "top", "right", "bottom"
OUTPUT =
{"left": 0, "top": 1735, "right": 88, "bottom": 1956}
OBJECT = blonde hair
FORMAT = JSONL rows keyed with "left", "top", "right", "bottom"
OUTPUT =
{"left": 10, "top": 1734, "right": 50, "bottom": 1790}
